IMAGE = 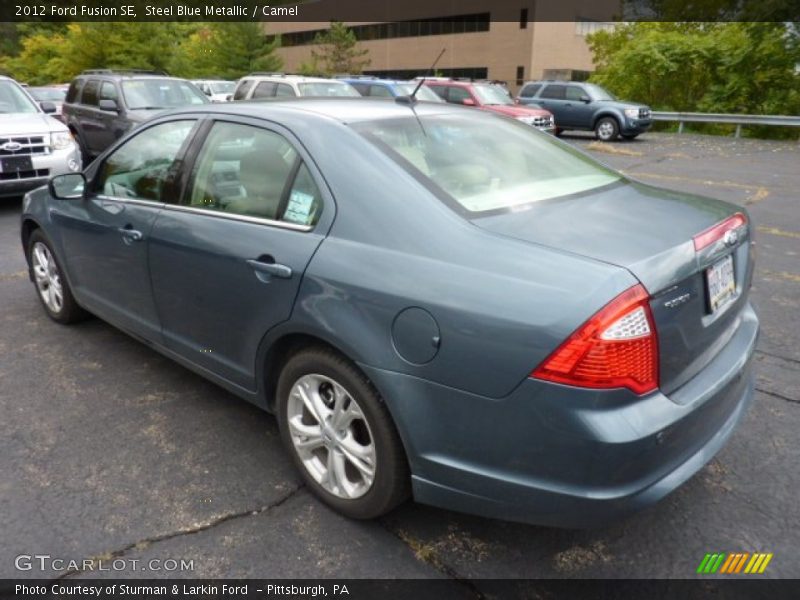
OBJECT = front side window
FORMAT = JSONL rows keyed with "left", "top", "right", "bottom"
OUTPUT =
{"left": 187, "top": 122, "right": 322, "bottom": 227}
{"left": 0, "top": 81, "right": 39, "bottom": 113}
{"left": 100, "top": 81, "right": 118, "bottom": 101}
{"left": 472, "top": 84, "right": 513, "bottom": 106}
{"left": 94, "top": 120, "right": 196, "bottom": 202}
{"left": 252, "top": 81, "right": 277, "bottom": 99}
{"left": 234, "top": 79, "right": 254, "bottom": 100}
{"left": 81, "top": 80, "right": 100, "bottom": 106}
{"left": 121, "top": 79, "right": 207, "bottom": 110}
{"left": 446, "top": 87, "right": 473, "bottom": 105}
{"left": 354, "top": 114, "right": 620, "bottom": 214}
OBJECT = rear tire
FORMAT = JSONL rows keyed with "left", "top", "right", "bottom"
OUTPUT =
{"left": 277, "top": 347, "right": 410, "bottom": 519}
{"left": 595, "top": 117, "right": 620, "bottom": 141}
{"left": 27, "top": 230, "right": 87, "bottom": 324}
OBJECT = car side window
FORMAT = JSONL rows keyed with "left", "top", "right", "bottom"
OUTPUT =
{"left": 81, "top": 79, "right": 100, "bottom": 106}
{"left": 275, "top": 83, "right": 296, "bottom": 97}
{"left": 66, "top": 79, "right": 83, "bottom": 103}
{"left": 187, "top": 121, "right": 322, "bottom": 227}
{"left": 427, "top": 86, "right": 447, "bottom": 100}
{"left": 99, "top": 81, "right": 118, "bottom": 101}
{"left": 93, "top": 120, "right": 196, "bottom": 203}
{"left": 252, "top": 81, "right": 277, "bottom": 99}
{"left": 447, "top": 87, "right": 472, "bottom": 104}
{"left": 565, "top": 86, "right": 585, "bottom": 101}
{"left": 520, "top": 83, "right": 541, "bottom": 97}
{"left": 540, "top": 84, "right": 566, "bottom": 100}
{"left": 368, "top": 84, "right": 393, "bottom": 97}
{"left": 233, "top": 80, "right": 254, "bottom": 100}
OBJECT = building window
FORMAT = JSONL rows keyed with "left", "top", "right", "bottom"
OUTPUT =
{"left": 279, "top": 14, "right": 491, "bottom": 47}
{"left": 575, "top": 19, "right": 617, "bottom": 36}
{"left": 516, "top": 66, "right": 524, "bottom": 86}
{"left": 520, "top": 8, "right": 528, "bottom": 29}
{"left": 363, "top": 67, "right": 489, "bottom": 80}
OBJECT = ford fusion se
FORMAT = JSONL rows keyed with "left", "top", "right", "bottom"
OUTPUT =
{"left": 20, "top": 99, "right": 757, "bottom": 526}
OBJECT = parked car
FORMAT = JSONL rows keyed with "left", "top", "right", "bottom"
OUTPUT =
{"left": 21, "top": 98, "right": 757, "bottom": 527}
{"left": 0, "top": 76, "right": 80, "bottom": 198}
{"left": 232, "top": 73, "right": 360, "bottom": 101}
{"left": 27, "top": 86, "right": 68, "bottom": 122}
{"left": 424, "top": 79, "right": 555, "bottom": 133}
{"left": 517, "top": 81, "right": 652, "bottom": 141}
{"left": 62, "top": 70, "right": 209, "bottom": 163}
{"left": 337, "top": 76, "right": 444, "bottom": 102}
{"left": 192, "top": 80, "right": 236, "bottom": 103}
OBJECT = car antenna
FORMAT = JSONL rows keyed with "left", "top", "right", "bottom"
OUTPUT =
{"left": 396, "top": 48, "right": 445, "bottom": 106}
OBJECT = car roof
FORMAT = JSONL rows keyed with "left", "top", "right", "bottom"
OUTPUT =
{"left": 165, "top": 97, "right": 465, "bottom": 124}
{"left": 424, "top": 80, "right": 473, "bottom": 88}
{"left": 243, "top": 75, "right": 345, "bottom": 83}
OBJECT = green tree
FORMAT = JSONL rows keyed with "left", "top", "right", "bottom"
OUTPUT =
{"left": 587, "top": 22, "right": 800, "bottom": 117}
{"left": 171, "top": 23, "right": 282, "bottom": 79}
{"left": 310, "top": 21, "right": 370, "bottom": 76}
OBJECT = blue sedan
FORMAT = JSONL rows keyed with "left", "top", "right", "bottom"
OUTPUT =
{"left": 20, "top": 99, "right": 757, "bottom": 526}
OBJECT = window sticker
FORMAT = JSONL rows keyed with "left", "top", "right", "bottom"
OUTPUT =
{"left": 283, "top": 190, "right": 315, "bottom": 224}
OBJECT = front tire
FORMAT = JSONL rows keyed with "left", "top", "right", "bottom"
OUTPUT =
{"left": 595, "top": 117, "right": 620, "bottom": 141}
{"left": 277, "top": 347, "right": 410, "bottom": 519}
{"left": 27, "top": 230, "right": 86, "bottom": 324}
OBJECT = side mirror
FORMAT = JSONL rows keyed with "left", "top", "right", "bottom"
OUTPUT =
{"left": 40, "top": 101, "right": 57, "bottom": 114}
{"left": 580, "top": 95, "right": 591, "bottom": 103}
{"left": 462, "top": 98, "right": 476, "bottom": 106}
{"left": 99, "top": 99, "right": 118, "bottom": 112}
{"left": 49, "top": 173, "right": 86, "bottom": 200}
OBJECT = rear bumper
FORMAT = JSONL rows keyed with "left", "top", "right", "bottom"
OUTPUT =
{"left": 362, "top": 302, "right": 758, "bottom": 527}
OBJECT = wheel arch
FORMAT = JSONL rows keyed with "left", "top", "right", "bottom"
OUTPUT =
{"left": 257, "top": 328, "right": 415, "bottom": 468}
{"left": 592, "top": 111, "right": 622, "bottom": 129}
{"left": 20, "top": 217, "right": 41, "bottom": 273}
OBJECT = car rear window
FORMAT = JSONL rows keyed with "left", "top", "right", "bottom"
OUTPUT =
{"left": 519, "top": 83, "right": 541, "bottom": 97}
{"left": 297, "top": 82, "right": 360, "bottom": 97}
{"left": 353, "top": 114, "right": 620, "bottom": 214}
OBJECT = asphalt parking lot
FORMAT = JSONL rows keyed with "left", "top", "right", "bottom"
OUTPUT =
{"left": 1, "top": 131, "right": 798, "bottom": 584}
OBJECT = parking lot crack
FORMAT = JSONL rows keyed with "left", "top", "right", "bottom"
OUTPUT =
{"left": 52, "top": 485, "right": 303, "bottom": 580}
{"left": 756, "top": 349, "right": 800, "bottom": 366}
{"left": 379, "top": 522, "right": 486, "bottom": 599}
{"left": 755, "top": 386, "right": 800, "bottom": 405}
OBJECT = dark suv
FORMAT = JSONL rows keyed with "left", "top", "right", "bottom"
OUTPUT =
{"left": 517, "top": 81, "right": 651, "bottom": 141}
{"left": 63, "top": 70, "right": 208, "bottom": 162}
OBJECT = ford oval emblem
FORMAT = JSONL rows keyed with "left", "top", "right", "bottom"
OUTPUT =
{"left": 1, "top": 141, "right": 23, "bottom": 152}
{"left": 723, "top": 229, "right": 739, "bottom": 247}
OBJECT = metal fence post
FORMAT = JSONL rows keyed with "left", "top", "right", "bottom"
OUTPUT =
{"left": 735, "top": 124, "right": 742, "bottom": 138}
{"left": 678, "top": 122, "right": 684, "bottom": 134}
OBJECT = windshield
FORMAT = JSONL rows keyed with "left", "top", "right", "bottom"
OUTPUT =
{"left": 354, "top": 114, "right": 620, "bottom": 214}
{"left": 0, "top": 81, "right": 39, "bottom": 114}
{"left": 29, "top": 87, "right": 67, "bottom": 102}
{"left": 210, "top": 82, "right": 235, "bottom": 94}
{"left": 122, "top": 79, "right": 208, "bottom": 110}
{"left": 586, "top": 83, "right": 616, "bottom": 101}
{"left": 297, "top": 82, "right": 360, "bottom": 97}
{"left": 394, "top": 84, "right": 444, "bottom": 102}
{"left": 472, "top": 84, "right": 513, "bottom": 106}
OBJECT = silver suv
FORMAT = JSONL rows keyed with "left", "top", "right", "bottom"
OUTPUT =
{"left": 0, "top": 76, "right": 80, "bottom": 198}
{"left": 232, "top": 73, "right": 360, "bottom": 100}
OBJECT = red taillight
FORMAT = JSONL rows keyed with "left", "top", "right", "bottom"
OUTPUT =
{"left": 531, "top": 284, "right": 659, "bottom": 395}
{"left": 693, "top": 212, "right": 747, "bottom": 251}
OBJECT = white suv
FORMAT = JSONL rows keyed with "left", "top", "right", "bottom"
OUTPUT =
{"left": 0, "top": 76, "right": 81, "bottom": 198}
{"left": 231, "top": 73, "right": 360, "bottom": 101}
{"left": 192, "top": 80, "right": 236, "bottom": 103}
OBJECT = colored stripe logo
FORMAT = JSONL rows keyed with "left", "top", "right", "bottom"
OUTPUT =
{"left": 696, "top": 552, "right": 773, "bottom": 574}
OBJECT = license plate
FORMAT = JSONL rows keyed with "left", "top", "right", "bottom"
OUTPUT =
{"left": 706, "top": 254, "right": 735, "bottom": 312}
{"left": 0, "top": 155, "right": 33, "bottom": 173}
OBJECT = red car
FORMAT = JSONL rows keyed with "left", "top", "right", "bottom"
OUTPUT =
{"left": 424, "top": 79, "right": 555, "bottom": 132}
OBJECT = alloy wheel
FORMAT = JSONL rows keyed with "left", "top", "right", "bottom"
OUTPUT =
{"left": 286, "top": 373, "right": 376, "bottom": 499}
{"left": 31, "top": 242, "right": 64, "bottom": 314}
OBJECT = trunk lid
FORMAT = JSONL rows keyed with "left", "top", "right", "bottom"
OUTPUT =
{"left": 474, "top": 181, "right": 753, "bottom": 395}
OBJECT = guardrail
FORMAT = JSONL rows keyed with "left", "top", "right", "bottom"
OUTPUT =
{"left": 651, "top": 111, "right": 800, "bottom": 137}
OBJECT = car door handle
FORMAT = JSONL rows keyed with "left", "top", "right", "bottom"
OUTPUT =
{"left": 117, "top": 227, "right": 143, "bottom": 242}
{"left": 247, "top": 258, "right": 292, "bottom": 280}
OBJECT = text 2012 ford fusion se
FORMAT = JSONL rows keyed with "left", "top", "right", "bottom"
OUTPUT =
{"left": 20, "top": 98, "right": 757, "bottom": 526}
